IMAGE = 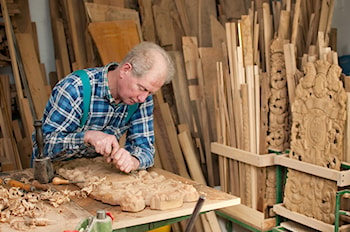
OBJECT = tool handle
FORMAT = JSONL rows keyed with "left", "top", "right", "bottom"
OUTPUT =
{"left": 34, "top": 120, "right": 44, "bottom": 157}
{"left": 6, "top": 179, "right": 33, "bottom": 192}
{"left": 31, "top": 180, "right": 50, "bottom": 191}
{"left": 52, "top": 177, "right": 69, "bottom": 185}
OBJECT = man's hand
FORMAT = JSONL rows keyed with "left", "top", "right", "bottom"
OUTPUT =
{"left": 84, "top": 131, "right": 120, "bottom": 157}
{"left": 109, "top": 148, "right": 140, "bottom": 173}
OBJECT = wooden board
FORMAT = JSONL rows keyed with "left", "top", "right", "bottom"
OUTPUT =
{"left": 84, "top": 2, "right": 142, "bottom": 41}
{"left": 16, "top": 33, "right": 49, "bottom": 119}
{"left": 88, "top": 20, "right": 140, "bottom": 64}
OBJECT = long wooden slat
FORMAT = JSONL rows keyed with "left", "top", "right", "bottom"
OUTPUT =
{"left": 0, "top": 80, "right": 22, "bottom": 170}
{"left": 138, "top": 0, "right": 156, "bottom": 43}
{"left": 153, "top": 96, "right": 179, "bottom": 175}
{"left": 168, "top": 51, "right": 194, "bottom": 135}
{"left": 159, "top": 102, "right": 190, "bottom": 179}
{"left": 65, "top": 0, "right": 88, "bottom": 70}
{"left": 16, "top": 33, "right": 49, "bottom": 119}
{"left": 177, "top": 128, "right": 221, "bottom": 232}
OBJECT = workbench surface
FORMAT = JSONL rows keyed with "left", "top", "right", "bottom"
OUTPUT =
{"left": 0, "top": 167, "right": 240, "bottom": 231}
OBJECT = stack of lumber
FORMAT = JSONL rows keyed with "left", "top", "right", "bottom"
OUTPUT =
{"left": 0, "top": 0, "right": 51, "bottom": 170}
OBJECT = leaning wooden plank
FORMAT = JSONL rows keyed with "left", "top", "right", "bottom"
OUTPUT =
{"left": 153, "top": 96, "right": 179, "bottom": 175}
{"left": 159, "top": 102, "right": 190, "bottom": 180}
{"left": 10, "top": 0, "right": 32, "bottom": 33}
{"left": 0, "top": 0, "right": 29, "bottom": 137}
{"left": 198, "top": 0, "right": 216, "bottom": 47}
{"left": 346, "top": 92, "right": 350, "bottom": 162}
{"left": 174, "top": 0, "right": 191, "bottom": 36}
{"left": 138, "top": 0, "right": 157, "bottom": 43}
{"left": 284, "top": 43, "right": 297, "bottom": 105}
{"left": 196, "top": 58, "right": 216, "bottom": 186}
{"left": 54, "top": 19, "right": 71, "bottom": 77}
{"left": 0, "top": 80, "right": 22, "bottom": 170}
{"left": 168, "top": 51, "right": 194, "bottom": 135}
{"left": 178, "top": 129, "right": 206, "bottom": 185}
{"left": 17, "top": 137, "right": 32, "bottom": 169}
{"left": 16, "top": 33, "right": 49, "bottom": 119}
{"left": 65, "top": 0, "right": 89, "bottom": 70}
{"left": 263, "top": 2, "right": 273, "bottom": 76}
{"left": 152, "top": 0, "right": 176, "bottom": 47}
{"left": 19, "top": 98, "right": 34, "bottom": 141}
{"left": 88, "top": 20, "right": 140, "bottom": 64}
{"left": 85, "top": 2, "right": 143, "bottom": 41}
{"left": 0, "top": 75, "right": 11, "bottom": 121}
{"left": 177, "top": 129, "right": 221, "bottom": 232}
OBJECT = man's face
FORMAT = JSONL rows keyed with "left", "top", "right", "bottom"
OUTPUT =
{"left": 117, "top": 63, "right": 165, "bottom": 105}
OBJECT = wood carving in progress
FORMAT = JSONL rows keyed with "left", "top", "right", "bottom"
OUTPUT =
{"left": 54, "top": 157, "right": 199, "bottom": 212}
{"left": 284, "top": 60, "right": 347, "bottom": 224}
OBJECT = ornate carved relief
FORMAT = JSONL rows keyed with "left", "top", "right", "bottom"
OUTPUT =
{"left": 284, "top": 60, "right": 347, "bottom": 224}
{"left": 267, "top": 38, "right": 290, "bottom": 152}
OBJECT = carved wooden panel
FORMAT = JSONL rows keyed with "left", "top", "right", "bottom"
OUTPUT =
{"left": 284, "top": 60, "right": 347, "bottom": 224}
{"left": 267, "top": 38, "right": 290, "bottom": 152}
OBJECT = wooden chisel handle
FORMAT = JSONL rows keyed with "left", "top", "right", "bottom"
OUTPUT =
{"left": 6, "top": 179, "right": 35, "bottom": 192}
{"left": 52, "top": 177, "right": 84, "bottom": 185}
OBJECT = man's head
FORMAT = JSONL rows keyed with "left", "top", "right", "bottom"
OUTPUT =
{"left": 115, "top": 42, "right": 175, "bottom": 104}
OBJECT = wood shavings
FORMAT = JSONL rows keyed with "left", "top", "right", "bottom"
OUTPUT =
{"left": 0, "top": 184, "right": 89, "bottom": 231}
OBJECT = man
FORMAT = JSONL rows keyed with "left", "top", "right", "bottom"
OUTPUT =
{"left": 32, "top": 42, "right": 175, "bottom": 173}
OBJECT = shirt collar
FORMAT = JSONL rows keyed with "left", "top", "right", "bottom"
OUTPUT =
{"left": 103, "top": 62, "right": 119, "bottom": 104}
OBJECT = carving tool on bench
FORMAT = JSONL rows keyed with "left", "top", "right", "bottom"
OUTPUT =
{"left": 1, "top": 178, "right": 36, "bottom": 192}
{"left": 33, "top": 120, "right": 54, "bottom": 184}
{"left": 52, "top": 176, "right": 85, "bottom": 185}
{"left": 184, "top": 195, "right": 206, "bottom": 232}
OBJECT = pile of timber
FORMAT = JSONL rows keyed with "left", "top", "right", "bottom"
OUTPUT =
{"left": 0, "top": 0, "right": 347, "bottom": 231}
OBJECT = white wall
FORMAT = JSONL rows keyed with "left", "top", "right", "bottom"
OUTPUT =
{"left": 28, "top": 0, "right": 55, "bottom": 81}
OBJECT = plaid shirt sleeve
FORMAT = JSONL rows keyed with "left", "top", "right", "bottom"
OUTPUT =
{"left": 38, "top": 75, "right": 86, "bottom": 159}
{"left": 124, "top": 95, "right": 155, "bottom": 169}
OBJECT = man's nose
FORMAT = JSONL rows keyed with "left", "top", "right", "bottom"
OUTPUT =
{"left": 137, "top": 92, "right": 149, "bottom": 103}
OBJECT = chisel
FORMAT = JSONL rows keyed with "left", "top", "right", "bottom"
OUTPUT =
{"left": 52, "top": 177, "right": 84, "bottom": 185}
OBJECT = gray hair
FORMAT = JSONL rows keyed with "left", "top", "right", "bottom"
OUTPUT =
{"left": 120, "top": 42, "right": 175, "bottom": 84}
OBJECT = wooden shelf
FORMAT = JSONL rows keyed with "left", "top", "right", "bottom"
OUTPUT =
{"left": 218, "top": 204, "right": 276, "bottom": 232}
{"left": 273, "top": 204, "right": 350, "bottom": 232}
{"left": 274, "top": 154, "right": 350, "bottom": 187}
{"left": 211, "top": 142, "right": 275, "bottom": 167}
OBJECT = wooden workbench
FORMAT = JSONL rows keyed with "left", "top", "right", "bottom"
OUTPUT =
{"left": 0, "top": 168, "right": 240, "bottom": 231}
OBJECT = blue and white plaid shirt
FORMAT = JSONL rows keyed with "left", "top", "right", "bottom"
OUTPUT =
{"left": 32, "top": 62, "right": 155, "bottom": 169}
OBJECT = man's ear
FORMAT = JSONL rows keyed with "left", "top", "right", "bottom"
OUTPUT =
{"left": 120, "top": 63, "right": 132, "bottom": 78}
